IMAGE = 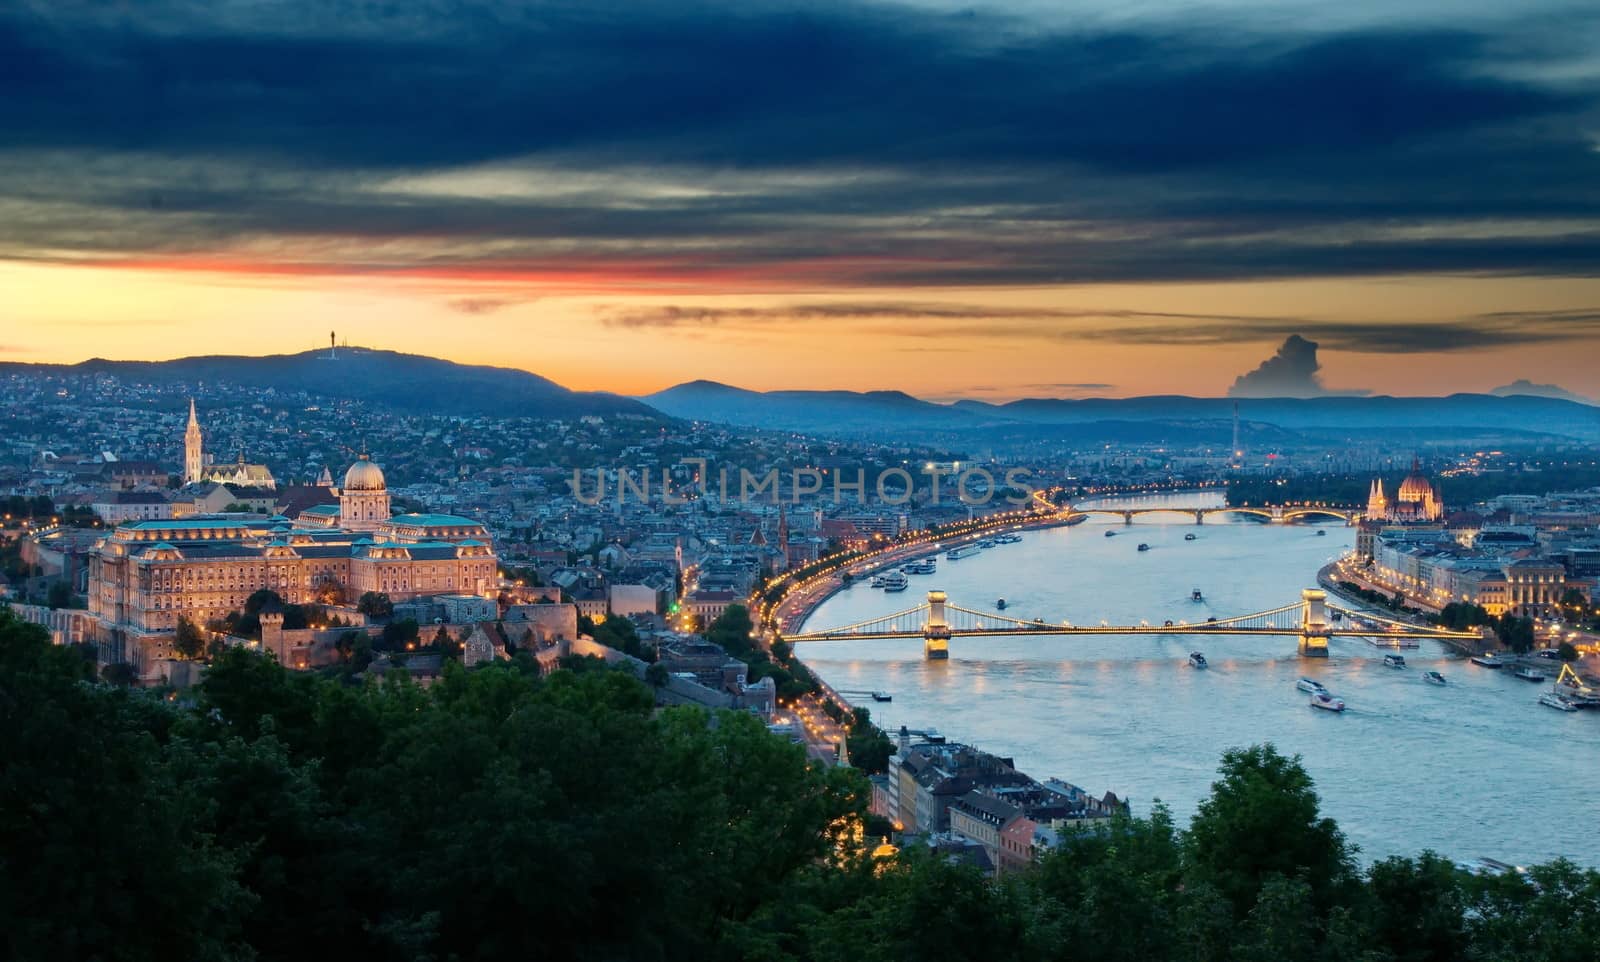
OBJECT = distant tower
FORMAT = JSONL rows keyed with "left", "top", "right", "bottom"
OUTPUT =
{"left": 1231, "top": 402, "right": 1242, "bottom": 467}
{"left": 184, "top": 398, "right": 204, "bottom": 484}
{"left": 1366, "top": 477, "right": 1389, "bottom": 521}
{"left": 329, "top": 330, "right": 337, "bottom": 360}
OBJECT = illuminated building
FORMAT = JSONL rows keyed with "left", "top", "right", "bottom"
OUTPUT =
{"left": 87, "top": 452, "right": 495, "bottom": 678}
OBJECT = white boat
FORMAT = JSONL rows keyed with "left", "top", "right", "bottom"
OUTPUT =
{"left": 1513, "top": 666, "right": 1546, "bottom": 682}
{"left": 1423, "top": 670, "right": 1446, "bottom": 685}
{"left": 1383, "top": 654, "right": 1407, "bottom": 669}
{"left": 868, "top": 573, "right": 889, "bottom": 588}
{"left": 1539, "top": 692, "right": 1578, "bottom": 712}
{"left": 1191, "top": 588, "right": 1204, "bottom": 602}
{"left": 1296, "top": 677, "right": 1328, "bottom": 694}
{"left": 879, "top": 572, "right": 909, "bottom": 592}
{"left": 1189, "top": 651, "right": 1208, "bottom": 669}
{"left": 946, "top": 545, "right": 982, "bottom": 560}
{"left": 1470, "top": 653, "right": 1503, "bottom": 669}
{"left": 1310, "top": 691, "right": 1346, "bottom": 712}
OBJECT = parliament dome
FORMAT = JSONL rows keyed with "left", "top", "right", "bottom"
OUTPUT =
{"left": 343, "top": 454, "right": 386, "bottom": 491}
{"left": 1397, "top": 460, "right": 1434, "bottom": 501}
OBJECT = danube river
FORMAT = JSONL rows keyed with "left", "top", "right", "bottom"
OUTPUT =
{"left": 801, "top": 492, "right": 1599, "bottom": 867}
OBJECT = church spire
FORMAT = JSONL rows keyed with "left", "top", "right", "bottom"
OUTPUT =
{"left": 184, "top": 397, "right": 205, "bottom": 485}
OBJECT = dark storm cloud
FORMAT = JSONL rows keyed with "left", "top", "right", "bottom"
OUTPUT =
{"left": 598, "top": 301, "right": 1600, "bottom": 354}
{"left": 597, "top": 302, "right": 1324, "bottom": 329}
{"left": 0, "top": 0, "right": 1598, "bottom": 290}
{"left": 1229, "top": 335, "right": 1326, "bottom": 398}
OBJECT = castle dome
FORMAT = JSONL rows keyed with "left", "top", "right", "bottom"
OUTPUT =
{"left": 343, "top": 454, "right": 386, "bottom": 491}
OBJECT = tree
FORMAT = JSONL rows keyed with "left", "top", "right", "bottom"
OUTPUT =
{"left": 174, "top": 616, "right": 207, "bottom": 660}
{"left": 357, "top": 591, "right": 393, "bottom": 620}
{"left": 1184, "top": 744, "right": 1357, "bottom": 922}
{"left": 1557, "top": 642, "right": 1579, "bottom": 663}
{"left": 378, "top": 619, "right": 420, "bottom": 651}
{"left": 0, "top": 609, "right": 250, "bottom": 960}
{"left": 705, "top": 604, "right": 755, "bottom": 657}
{"left": 45, "top": 579, "right": 73, "bottom": 610}
{"left": 1495, "top": 614, "right": 1536, "bottom": 653}
{"left": 1364, "top": 852, "right": 1467, "bottom": 962}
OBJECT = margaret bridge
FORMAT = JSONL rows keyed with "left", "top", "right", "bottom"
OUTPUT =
{"left": 783, "top": 589, "right": 1482, "bottom": 660}
{"left": 1063, "top": 504, "right": 1363, "bottom": 525}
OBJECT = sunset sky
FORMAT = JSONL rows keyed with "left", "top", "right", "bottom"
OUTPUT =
{"left": 5, "top": 0, "right": 1600, "bottom": 400}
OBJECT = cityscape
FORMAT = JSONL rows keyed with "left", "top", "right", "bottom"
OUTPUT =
{"left": 5, "top": 0, "right": 1600, "bottom": 960}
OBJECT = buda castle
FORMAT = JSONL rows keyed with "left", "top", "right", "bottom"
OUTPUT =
{"left": 89, "top": 427, "right": 497, "bottom": 671}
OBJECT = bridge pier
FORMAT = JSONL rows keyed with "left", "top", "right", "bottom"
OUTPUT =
{"left": 924, "top": 590, "right": 951, "bottom": 660}
{"left": 1194, "top": 511, "right": 1204, "bottom": 525}
{"left": 1123, "top": 511, "right": 1134, "bottom": 525}
{"left": 1298, "top": 633, "right": 1330, "bottom": 657}
{"left": 1298, "top": 588, "right": 1331, "bottom": 657}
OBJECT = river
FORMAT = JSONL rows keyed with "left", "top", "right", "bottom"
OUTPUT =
{"left": 800, "top": 492, "right": 1599, "bottom": 867}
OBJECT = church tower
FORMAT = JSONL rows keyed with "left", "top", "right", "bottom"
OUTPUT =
{"left": 1366, "top": 477, "right": 1389, "bottom": 521}
{"left": 184, "top": 398, "right": 204, "bottom": 484}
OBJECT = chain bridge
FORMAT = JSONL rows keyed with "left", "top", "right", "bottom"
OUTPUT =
{"left": 782, "top": 589, "right": 1481, "bottom": 660}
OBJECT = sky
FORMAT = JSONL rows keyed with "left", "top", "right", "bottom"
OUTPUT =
{"left": 4, "top": 0, "right": 1600, "bottom": 401}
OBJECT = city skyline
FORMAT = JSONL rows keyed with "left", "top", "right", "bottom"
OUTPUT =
{"left": 6, "top": 0, "right": 1600, "bottom": 399}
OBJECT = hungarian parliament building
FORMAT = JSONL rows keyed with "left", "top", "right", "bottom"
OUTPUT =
{"left": 88, "top": 424, "right": 497, "bottom": 669}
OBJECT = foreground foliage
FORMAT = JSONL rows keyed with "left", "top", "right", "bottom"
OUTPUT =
{"left": 2, "top": 608, "right": 1595, "bottom": 961}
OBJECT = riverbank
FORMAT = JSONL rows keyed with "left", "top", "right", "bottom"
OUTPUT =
{"left": 770, "top": 513, "right": 1084, "bottom": 645}
{"left": 1316, "top": 558, "right": 1486, "bottom": 655}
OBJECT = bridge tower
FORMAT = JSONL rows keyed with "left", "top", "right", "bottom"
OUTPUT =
{"left": 923, "top": 590, "right": 951, "bottom": 660}
{"left": 1298, "top": 588, "right": 1330, "bottom": 657}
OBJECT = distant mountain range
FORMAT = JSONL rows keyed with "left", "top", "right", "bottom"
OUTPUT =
{"left": 2, "top": 349, "right": 655, "bottom": 419}
{"left": 643, "top": 380, "right": 1600, "bottom": 442}
{"left": 8, "top": 352, "right": 1595, "bottom": 442}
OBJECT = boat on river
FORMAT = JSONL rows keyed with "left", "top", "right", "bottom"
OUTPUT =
{"left": 1189, "top": 651, "right": 1208, "bottom": 669}
{"left": 1185, "top": 532, "right": 1197, "bottom": 541}
{"left": 879, "top": 571, "right": 909, "bottom": 592}
{"left": 1423, "top": 670, "right": 1447, "bottom": 685}
{"left": 1470, "top": 653, "right": 1503, "bottom": 669}
{"left": 1137, "top": 543, "right": 1150, "bottom": 552}
{"left": 1513, "top": 666, "right": 1545, "bottom": 682}
{"left": 1297, "top": 677, "right": 1328, "bottom": 694}
{"left": 1539, "top": 692, "right": 1578, "bottom": 712}
{"left": 1310, "top": 691, "right": 1347, "bottom": 712}
{"left": 1383, "top": 654, "right": 1407, "bottom": 669}
{"left": 1191, "top": 588, "right": 1204, "bottom": 602}
{"left": 1104, "top": 530, "right": 1116, "bottom": 538}
{"left": 946, "top": 545, "right": 982, "bottom": 560}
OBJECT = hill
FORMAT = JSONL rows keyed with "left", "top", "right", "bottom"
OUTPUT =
{"left": 2, "top": 349, "right": 655, "bottom": 419}
{"left": 643, "top": 380, "right": 991, "bottom": 433}
{"left": 641, "top": 383, "right": 1600, "bottom": 441}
